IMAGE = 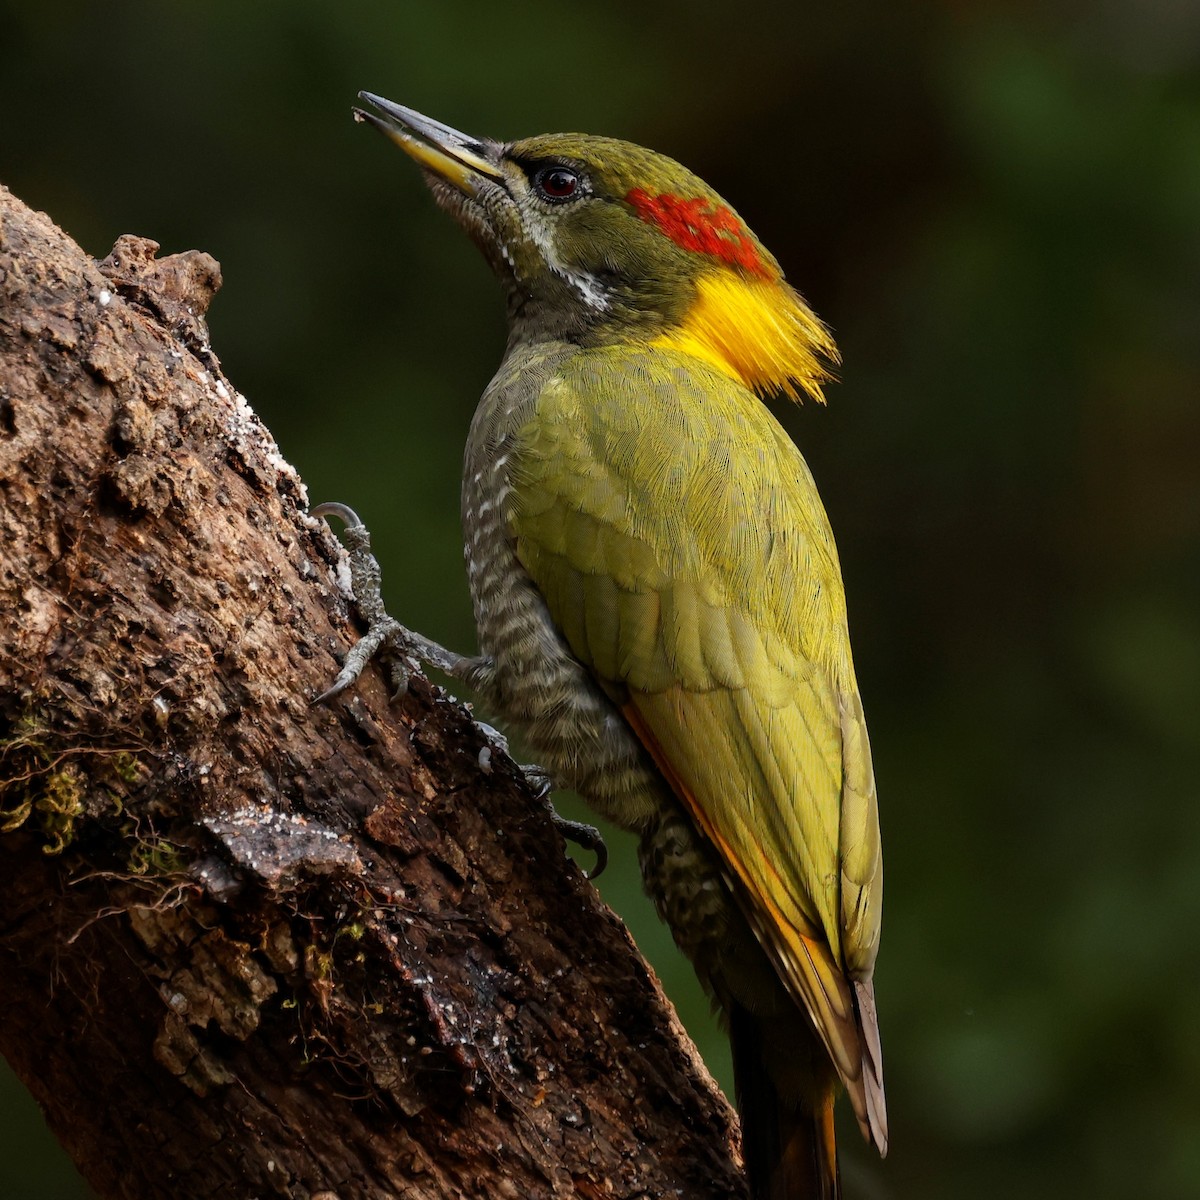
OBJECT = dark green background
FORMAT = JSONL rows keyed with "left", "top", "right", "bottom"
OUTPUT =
{"left": 3, "top": 2, "right": 1199, "bottom": 1197}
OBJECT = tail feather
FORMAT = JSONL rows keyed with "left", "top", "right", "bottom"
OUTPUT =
{"left": 853, "top": 978, "right": 888, "bottom": 1155}
{"left": 731, "top": 1006, "right": 840, "bottom": 1200}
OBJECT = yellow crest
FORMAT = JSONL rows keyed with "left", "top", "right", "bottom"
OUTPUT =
{"left": 652, "top": 272, "right": 839, "bottom": 403}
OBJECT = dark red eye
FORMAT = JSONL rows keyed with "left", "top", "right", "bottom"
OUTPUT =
{"left": 533, "top": 166, "right": 580, "bottom": 203}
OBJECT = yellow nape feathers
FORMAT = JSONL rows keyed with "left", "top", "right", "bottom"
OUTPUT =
{"left": 653, "top": 271, "right": 839, "bottom": 403}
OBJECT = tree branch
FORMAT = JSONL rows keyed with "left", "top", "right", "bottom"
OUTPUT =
{"left": 0, "top": 183, "right": 747, "bottom": 1200}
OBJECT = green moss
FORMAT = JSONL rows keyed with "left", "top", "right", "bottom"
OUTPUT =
{"left": 112, "top": 751, "right": 145, "bottom": 787}
{"left": 0, "top": 715, "right": 151, "bottom": 857}
{"left": 305, "top": 943, "right": 335, "bottom": 981}
{"left": 127, "top": 835, "right": 188, "bottom": 876}
{"left": 0, "top": 790, "right": 33, "bottom": 835}
{"left": 0, "top": 721, "right": 86, "bottom": 855}
{"left": 34, "top": 764, "right": 85, "bottom": 855}
{"left": 0, "top": 718, "right": 44, "bottom": 835}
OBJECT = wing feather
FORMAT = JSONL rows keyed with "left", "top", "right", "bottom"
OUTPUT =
{"left": 510, "top": 347, "right": 885, "bottom": 1147}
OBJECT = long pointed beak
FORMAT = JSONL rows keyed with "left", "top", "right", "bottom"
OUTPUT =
{"left": 354, "top": 92, "right": 504, "bottom": 194}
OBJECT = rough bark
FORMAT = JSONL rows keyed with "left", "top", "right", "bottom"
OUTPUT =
{"left": 0, "top": 183, "right": 747, "bottom": 1200}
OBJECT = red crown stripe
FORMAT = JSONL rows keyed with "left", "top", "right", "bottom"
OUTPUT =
{"left": 625, "top": 188, "right": 768, "bottom": 276}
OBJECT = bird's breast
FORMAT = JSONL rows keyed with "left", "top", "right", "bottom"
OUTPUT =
{"left": 459, "top": 343, "right": 668, "bottom": 834}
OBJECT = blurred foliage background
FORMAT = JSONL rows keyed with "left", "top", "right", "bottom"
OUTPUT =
{"left": 3, "top": 1, "right": 1199, "bottom": 1197}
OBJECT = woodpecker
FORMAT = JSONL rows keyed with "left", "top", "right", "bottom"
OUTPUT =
{"left": 324, "top": 92, "right": 887, "bottom": 1199}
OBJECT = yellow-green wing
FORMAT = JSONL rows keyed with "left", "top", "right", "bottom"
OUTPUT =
{"left": 509, "top": 345, "right": 884, "bottom": 1145}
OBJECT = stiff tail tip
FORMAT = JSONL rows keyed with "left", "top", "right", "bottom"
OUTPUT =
{"left": 852, "top": 977, "right": 888, "bottom": 1156}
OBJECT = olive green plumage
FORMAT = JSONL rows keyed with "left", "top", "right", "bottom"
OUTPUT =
{"left": 513, "top": 344, "right": 880, "bottom": 970}
{"left": 356, "top": 92, "right": 887, "bottom": 1199}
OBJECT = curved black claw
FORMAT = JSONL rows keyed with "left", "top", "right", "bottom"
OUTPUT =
{"left": 311, "top": 500, "right": 364, "bottom": 530}
{"left": 517, "top": 761, "right": 606, "bottom": 877}
{"left": 518, "top": 762, "right": 554, "bottom": 802}
{"left": 552, "top": 814, "right": 608, "bottom": 880}
{"left": 312, "top": 615, "right": 412, "bottom": 705}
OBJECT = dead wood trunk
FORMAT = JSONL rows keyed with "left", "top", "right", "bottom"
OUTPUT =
{"left": 0, "top": 183, "right": 747, "bottom": 1200}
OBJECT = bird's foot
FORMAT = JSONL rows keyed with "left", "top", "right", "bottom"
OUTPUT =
{"left": 479, "top": 728, "right": 608, "bottom": 880}
{"left": 312, "top": 502, "right": 467, "bottom": 703}
{"left": 551, "top": 813, "right": 608, "bottom": 880}
{"left": 315, "top": 504, "right": 607, "bottom": 878}
{"left": 520, "top": 760, "right": 608, "bottom": 879}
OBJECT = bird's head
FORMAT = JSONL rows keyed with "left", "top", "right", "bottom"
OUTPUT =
{"left": 355, "top": 93, "right": 836, "bottom": 401}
